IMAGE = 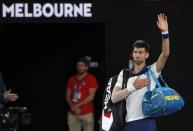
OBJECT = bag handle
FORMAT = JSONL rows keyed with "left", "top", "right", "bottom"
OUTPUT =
{"left": 159, "top": 74, "right": 169, "bottom": 87}
{"left": 147, "top": 69, "right": 169, "bottom": 91}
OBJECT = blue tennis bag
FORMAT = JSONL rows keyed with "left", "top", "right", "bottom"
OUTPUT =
{"left": 142, "top": 69, "right": 185, "bottom": 117}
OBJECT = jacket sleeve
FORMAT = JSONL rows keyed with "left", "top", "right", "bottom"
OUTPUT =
{"left": 0, "top": 72, "right": 7, "bottom": 102}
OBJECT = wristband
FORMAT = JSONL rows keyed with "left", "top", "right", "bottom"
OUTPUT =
{"left": 162, "top": 31, "right": 169, "bottom": 39}
{"left": 127, "top": 84, "right": 136, "bottom": 93}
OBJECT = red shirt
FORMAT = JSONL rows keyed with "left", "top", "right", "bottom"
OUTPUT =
{"left": 67, "top": 72, "right": 98, "bottom": 115}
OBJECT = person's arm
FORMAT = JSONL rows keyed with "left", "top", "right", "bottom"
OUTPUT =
{"left": 0, "top": 87, "right": 6, "bottom": 102}
{"left": 65, "top": 87, "right": 81, "bottom": 115}
{"left": 76, "top": 75, "right": 98, "bottom": 108}
{"left": 0, "top": 72, "right": 7, "bottom": 101}
{"left": 65, "top": 77, "right": 81, "bottom": 114}
{"left": 112, "top": 72, "right": 151, "bottom": 103}
{"left": 111, "top": 71, "right": 130, "bottom": 103}
{"left": 156, "top": 13, "right": 170, "bottom": 73}
{"left": 76, "top": 88, "right": 97, "bottom": 108}
{"left": 66, "top": 88, "right": 74, "bottom": 108}
{"left": 111, "top": 86, "right": 130, "bottom": 103}
{"left": 0, "top": 72, "right": 18, "bottom": 102}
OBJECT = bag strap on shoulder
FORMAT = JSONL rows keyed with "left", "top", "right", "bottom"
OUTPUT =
{"left": 122, "top": 69, "right": 129, "bottom": 90}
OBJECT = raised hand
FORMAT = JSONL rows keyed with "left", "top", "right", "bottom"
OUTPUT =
{"left": 157, "top": 13, "right": 168, "bottom": 32}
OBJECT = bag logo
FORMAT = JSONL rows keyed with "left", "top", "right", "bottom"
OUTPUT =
{"left": 104, "top": 79, "right": 112, "bottom": 110}
{"left": 164, "top": 95, "right": 180, "bottom": 101}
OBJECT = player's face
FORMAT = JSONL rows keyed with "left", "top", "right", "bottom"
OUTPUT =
{"left": 76, "top": 62, "right": 88, "bottom": 75}
{"left": 132, "top": 47, "right": 149, "bottom": 65}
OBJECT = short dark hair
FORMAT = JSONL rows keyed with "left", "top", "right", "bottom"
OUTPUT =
{"left": 77, "top": 57, "right": 90, "bottom": 67}
{"left": 132, "top": 40, "right": 150, "bottom": 52}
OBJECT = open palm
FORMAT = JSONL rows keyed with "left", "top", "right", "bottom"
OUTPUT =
{"left": 157, "top": 13, "right": 168, "bottom": 32}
